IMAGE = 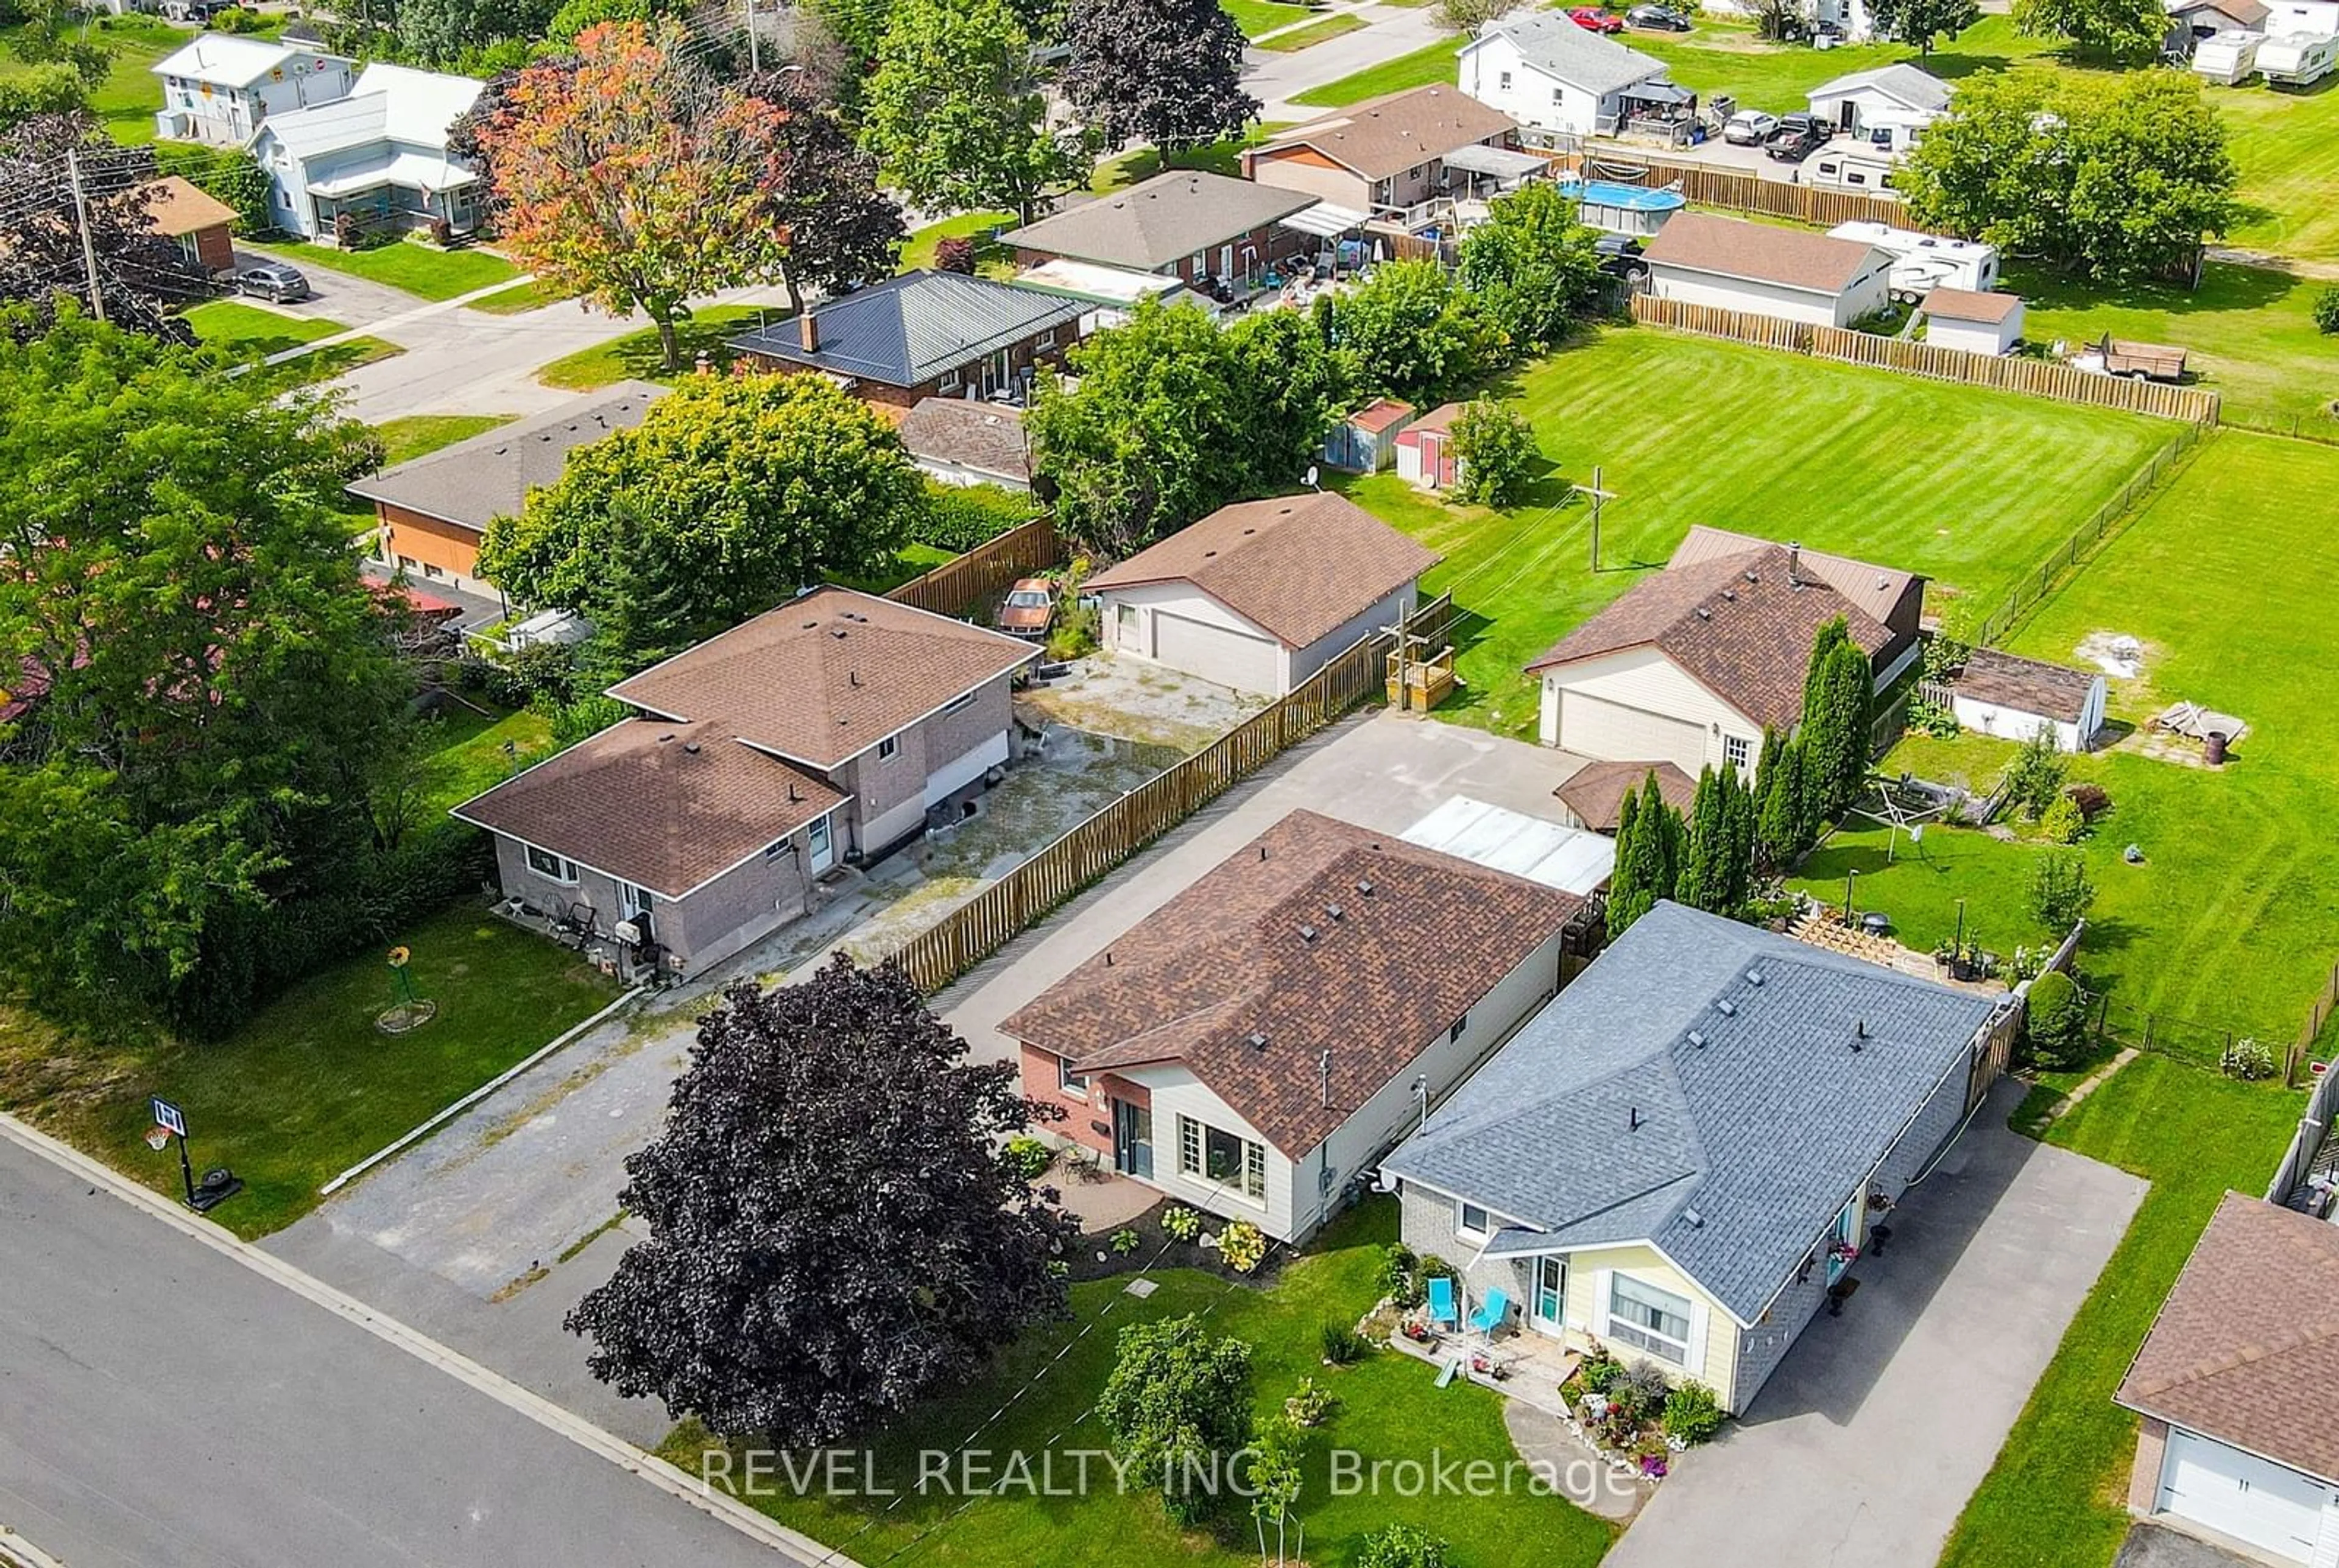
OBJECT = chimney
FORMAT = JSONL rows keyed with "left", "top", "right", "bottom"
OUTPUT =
{"left": 799, "top": 311, "right": 820, "bottom": 354}
{"left": 1787, "top": 540, "right": 1802, "bottom": 586}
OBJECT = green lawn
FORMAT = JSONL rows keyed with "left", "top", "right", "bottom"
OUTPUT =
{"left": 666, "top": 1199, "right": 1616, "bottom": 1568}
{"left": 0, "top": 15, "right": 182, "bottom": 144}
{"left": 426, "top": 702, "right": 556, "bottom": 809}
{"left": 0, "top": 899, "right": 618, "bottom": 1239}
{"left": 1797, "top": 431, "right": 2339, "bottom": 1046}
{"left": 534, "top": 304, "right": 774, "bottom": 392}
{"left": 902, "top": 211, "right": 1017, "bottom": 272}
{"left": 376, "top": 413, "right": 515, "bottom": 466}
{"left": 1290, "top": 33, "right": 1462, "bottom": 108}
{"left": 2209, "top": 76, "right": 2339, "bottom": 263}
{"left": 2010, "top": 261, "right": 2339, "bottom": 439}
{"left": 1941, "top": 1055, "right": 2302, "bottom": 1568}
{"left": 1093, "top": 127, "right": 1284, "bottom": 194}
{"left": 1259, "top": 12, "right": 1366, "bottom": 50}
{"left": 255, "top": 239, "right": 523, "bottom": 303}
{"left": 462, "top": 277, "right": 573, "bottom": 315}
{"left": 183, "top": 298, "right": 401, "bottom": 384}
{"left": 1339, "top": 326, "right": 2169, "bottom": 739}
{"left": 1222, "top": 0, "right": 1314, "bottom": 38}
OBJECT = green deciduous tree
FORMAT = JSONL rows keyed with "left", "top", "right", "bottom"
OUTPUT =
{"left": 397, "top": 0, "right": 562, "bottom": 65}
{"left": 2, "top": 116, "right": 202, "bottom": 340}
{"left": 2028, "top": 848, "right": 2097, "bottom": 929}
{"left": 0, "top": 63, "right": 87, "bottom": 131}
{"left": 1900, "top": 71, "right": 2238, "bottom": 282}
{"left": 1062, "top": 0, "right": 1257, "bottom": 153}
{"left": 1226, "top": 301, "right": 1356, "bottom": 486}
{"left": 1865, "top": 0, "right": 1978, "bottom": 51}
{"left": 1098, "top": 1314, "right": 1254, "bottom": 1525}
{"left": 478, "top": 371, "right": 922, "bottom": 666}
{"left": 1331, "top": 259, "right": 1492, "bottom": 407}
{"left": 1356, "top": 1522, "right": 1454, "bottom": 1568}
{"left": 568, "top": 958, "right": 1077, "bottom": 1441}
{"left": 2011, "top": 0, "right": 2166, "bottom": 60}
{"left": 862, "top": 0, "right": 1090, "bottom": 223}
{"left": 748, "top": 65, "right": 907, "bottom": 312}
{"left": 0, "top": 304, "right": 412, "bottom": 1027}
{"left": 1450, "top": 396, "right": 1537, "bottom": 507}
{"left": 1455, "top": 180, "right": 1606, "bottom": 358}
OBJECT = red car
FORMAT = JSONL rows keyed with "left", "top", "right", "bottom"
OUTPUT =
{"left": 1568, "top": 5, "right": 1625, "bottom": 30}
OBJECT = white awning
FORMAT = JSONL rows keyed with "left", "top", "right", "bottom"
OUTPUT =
{"left": 1279, "top": 200, "right": 1372, "bottom": 238}
{"left": 1012, "top": 256, "right": 1187, "bottom": 308}
{"left": 1399, "top": 796, "right": 1615, "bottom": 896}
{"left": 1439, "top": 143, "right": 1551, "bottom": 180}
{"left": 308, "top": 151, "right": 478, "bottom": 199}
{"left": 1623, "top": 80, "right": 1695, "bottom": 105}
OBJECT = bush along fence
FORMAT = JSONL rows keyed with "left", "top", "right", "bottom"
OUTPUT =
{"left": 1626, "top": 295, "right": 2223, "bottom": 424}
{"left": 2267, "top": 971, "right": 2339, "bottom": 1206}
{"left": 1549, "top": 150, "right": 1906, "bottom": 230}
{"left": 883, "top": 516, "right": 1063, "bottom": 619}
{"left": 882, "top": 594, "right": 1453, "bottom": 996}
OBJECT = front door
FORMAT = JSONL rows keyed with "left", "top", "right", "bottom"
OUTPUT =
{"left": 806, "top": 812, "right": 834, "bottom": 873}
{"left": 1112, "top": 1097, "right": 1153, "bottom": 1180}
{"left": 618, "top": 882, "right": 654, "bottom": 939}
{"left": 1529, "top": 1255, "right": 1567, "bottom": 1336}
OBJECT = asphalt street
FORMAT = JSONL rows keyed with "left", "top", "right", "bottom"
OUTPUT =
{"left": 0, "top": 1131, "right": 804, "bottom": 1568}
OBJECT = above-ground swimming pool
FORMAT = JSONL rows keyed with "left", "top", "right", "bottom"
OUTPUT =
{"left": 1556, "top": 178, "right": 1687, "bottom": 237}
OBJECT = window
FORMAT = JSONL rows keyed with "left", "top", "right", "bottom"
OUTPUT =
{"left": 1117, "top": 603, "right": 1138, "bottom": 636}
{"left": 939, "top": 690, "right": 978, "bottom": 718}
{"left": 763, "top": 837, "right": 793, "bottom": 862}
{"left": 1037, "top": 329, "right": 1056, "bottom": 350}
{"left": 1406, "top": 163, "right": 1424, "bottom": 180}
{"left": 1176, "top": 1114, "right": 1266, "bottom": 1202}
{"left": 1608, "top": 1274, "right": 1693, "bottom": 1365}
{"left": 420, "top": 562, "right": 443, "bottom": 579}
{"left": 1551, "top": 87, "right": 1564, "bottom": 105}
{"left": 1458, "top": 1201, "right": 1491, "bottom": 1237}
{"left": 1723, "top": 734, "right": 1751, "bottom": 773}
{"left": 1449, "top": 1012, "right": 1469, "bottom": 1044}
{"left": 524, "top": 846, "right": 578, "bottom": 882}
{"left": 1498, "top": 69, "right": 1512, "bottom": 88}
{"left": 877, "top": 734, "right": 899, "bottom": 761}
{"left": 939, "top": 369, "right": 961, "bottom": 391}
{"left": 1058, "top": 1055, "right": 1089, "bottom": 1095}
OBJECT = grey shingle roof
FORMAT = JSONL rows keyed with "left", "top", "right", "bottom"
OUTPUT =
{"left": 1467, "top": 12, "right": 1671, "bottom": 97}
{"left": 344, "top": 381, "right": 666, "bottom": 532}
{"left": 999, "top": 172, "right": 1318, "bottom": 271}
{"left": 727, "top": 270, "right": 1083, "bottom": 390}
{"left": 1807, "top": 62, "right": 1953, "bottom": 114}
{"left": 1381, "top": 901, "right": 1997, "bottom": 1324}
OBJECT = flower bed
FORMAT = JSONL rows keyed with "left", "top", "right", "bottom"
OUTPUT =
{"left": 1054, "top": 1197, "right": 1292, "bottom": 1287}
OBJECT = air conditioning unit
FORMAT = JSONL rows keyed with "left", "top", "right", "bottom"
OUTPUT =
{"left": 613, "top": 919, "right": 643, "bottom": 944}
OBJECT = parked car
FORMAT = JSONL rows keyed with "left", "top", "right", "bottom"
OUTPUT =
{"left": 1764, "top": 113, "right": 1832, "bottom": 161}
{"left": 997, "top": 577, "right": 1058, "bottom": 640}
{"left": 1593, "top": 234, "right": 1648, "bottom": 282}
{"left": 232, "top": 261, "right": 312, "bottom": 303}
{"left": 1567, "top": 5, "right": 1625, "bottom": 31}
{"left": 1723, "top": 109, "right": 1779, "bottom": 146}
{"left": 1625, "top": 4, "right": 1693, "bottom": 27}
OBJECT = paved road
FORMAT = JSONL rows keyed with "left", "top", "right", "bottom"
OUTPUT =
{"left": 1243, "top": 5, "right": 1455, "bottom": 120}
{"left": 0, "top": 1131, "right": 803, "bottom": 1568}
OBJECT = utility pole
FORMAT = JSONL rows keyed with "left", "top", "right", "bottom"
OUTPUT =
{"left": 1573, "top": 464, "right": 1615, "bottom": 572}
{"left": 744, "top": 0, "right": 760, "bottom": 72}
{"left": 66, "top": 148, "right": 106, "bottom": 325}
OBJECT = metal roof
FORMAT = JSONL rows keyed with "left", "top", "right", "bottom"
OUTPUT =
{"left": 1399, "top": 797, "right": 1614, "bottom": 896}
{"left": 727, "top": 270, "right": 1084, "bottom": 389}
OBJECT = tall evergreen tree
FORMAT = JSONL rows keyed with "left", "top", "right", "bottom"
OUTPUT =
{"left": 1645, "top": 773, "right": 1683, "bottom": 907}
{"left": 1723, "top": 764, "right": 1757, "bottom": 912}
{"left": 1607, "top": 786, "right": 1645, "bottom": 934}
{"left": 1822, "top": 639, "right": 1875, "bottom": 813}
{"left": 1759, "top": 737, "right": 1809, "bottom": 870}
{"left": 1679, "top": 766, "right": 1726, "bottom": 913}
{"left": 1802, "top": 617, "right": 1849, "bottom": 725}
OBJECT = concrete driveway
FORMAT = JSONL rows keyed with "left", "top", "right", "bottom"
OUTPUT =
{"left": 233, "top": 245, "right": 423, "bottom": 328}
{"left": 1605, "top": 1083, "right": 2147, "bottom": 1568}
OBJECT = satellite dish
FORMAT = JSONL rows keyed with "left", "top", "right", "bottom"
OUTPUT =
{"left": 1305, "top": 465, "right": 1319, "bottom": 489}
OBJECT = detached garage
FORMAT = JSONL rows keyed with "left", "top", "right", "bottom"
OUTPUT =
{"left": 1644, "top": 212, "right": 1894, "bottom": 330}
{"left": 1089, "top": 493, "right": 1442, "bottom": 697}
{"left": 2118, "top": 1193, "right": 2339, "bottom": 1566}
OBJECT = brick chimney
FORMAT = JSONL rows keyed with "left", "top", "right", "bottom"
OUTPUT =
{"left": 799, "top": 311, "right": 820, "bottom": 354}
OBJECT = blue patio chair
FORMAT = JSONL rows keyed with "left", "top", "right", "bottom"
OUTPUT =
{"left": 1469, "top": 1287, "right": 1510, "bottom": 1336}
{"left": 1426, "top": 1274, "right": 1458, "bottom": 1331}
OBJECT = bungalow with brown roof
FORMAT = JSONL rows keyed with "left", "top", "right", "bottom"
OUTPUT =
{"left": 1005, "top": 810, "right": 1583, "bottom": 1242}
{"left": 1644, "top": 212, "right": 1894, "bottom": 329}
{"left": 2116, "top": 1193, "right": 2339, "bottom": 1565}
{"left": 1087, "top": 492, "right": 1442, "bottom": 696}
{"left": 139, "top": 175, "right": 236, "bottom": 273}
{"left": 1525, "top": 527, "right": 1924, "bottom": 777}
{"left": 1242, "top": 86, "right": 1522, "bottom": 225}
{"left": 452, "top": 587, "right": 1037, "bottom": 977}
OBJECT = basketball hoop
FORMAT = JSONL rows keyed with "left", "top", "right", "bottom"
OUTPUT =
{"left": 146, "top": 1125, "right": 172, "bottom": 1151}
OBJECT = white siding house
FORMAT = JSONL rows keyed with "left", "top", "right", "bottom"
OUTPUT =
{"left": 1538, "top": 647, "right": 1766, "bottom": 778}
{"left": 151, "top": 37, "right": 355, "bottom": 146}
{"left": 1458, "top": 11, "right": 1676, "bottom": 140}
{"left": 1806, "top": 63, "right": 1952, "bottom": 152}
{"left": 246, "top": 63, "right": 486, "bottom": 241}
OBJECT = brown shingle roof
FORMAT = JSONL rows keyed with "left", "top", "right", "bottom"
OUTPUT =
{"left": 451, "top": 717, "right": 845, "bottom": 898}
{"left": 1554, "top": 759, "right": 1697, "bottom": 831}
{"left": 1260, "top": 85, "right": 1517, "bottom": 182}
{"left": 1920, "top": 286, "right": 2022, "bottom": 325}
{"left": 1643, "top": 212, "right": 1888, "bottom": 295}
{"left": 139, "top": 175, "right": 235, "bottom": 238}
{"left": 345, "top": 382, "right": 666, "bottom": 533}
{"left": 607, "top": 586, "right": 1037, "bottom": 770}
{"left": 1085, "top": 493, "right": 1441, "bottom": 649}
{"left": 1524, "top": 543, "right": 1893, "bottom": 731}
{"left": 1000, "top": 810, "right": 1581, "bottom": 1158}
{"left": 896, "top": 398, "right": 1032, "bottom": 484}
{"left": 1953, "top": 647, "right": 2098, "bottom": 724}
{"left": 1669, "top": 526, "right": 1919, "bottom": 633}
{"left": 2116, "top": 1193, "right": 2339, "bottom": 1485}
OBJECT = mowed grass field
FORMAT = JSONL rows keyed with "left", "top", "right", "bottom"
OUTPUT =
{"left": 1338, "top": 327, "right": 2170, "bottom": 739}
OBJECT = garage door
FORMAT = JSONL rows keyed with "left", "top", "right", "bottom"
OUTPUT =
{"left": 1558, "top": 691, "right": 1707, "bottom": 773}
{"left": 1153, "top": 611, "right": 1281, "bottom": 695}
{"left": 2159, "top": 1428, "right": 2330, "bottom": 1563}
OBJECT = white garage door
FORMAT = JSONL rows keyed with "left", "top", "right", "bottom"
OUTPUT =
{"left": 1153, "top": 611, "right": 1281, "bottom": 695}
{"left": 2159, "top": 1428, "right": 2330, "bottom": 1563}
{"left": 1558, "top": 691, "right": 1707, "bottom": 773}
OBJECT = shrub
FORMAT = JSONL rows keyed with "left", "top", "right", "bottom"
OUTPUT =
{"left": 1449, "top": 396, "right": 1537, "bottom": 508}
{"left": 1320, "top": 1321, "right": 1368, "bottom": 1365}
{"left": 2318, "top": 283, "right": 2339, "bottom": 336}
{"left": 2066, "top": 781, "right": 2112, "bottom": 821}
{"left": 1285, "top": 1375, "right": 1340, "bottom": 1427}
{"left": 2024, "top": 968, "right": 2090, "bottom": 1068}
{"left": 2223, "top": 1036, "right": 2277, "bottom": 1081}
{"left": 1356, "top": 1523, "right": 1453, "bottom": 1568}
{"left": 2005, "top": 727, "right": 2069, "bottom": 820}
{"left": 1161, "top": 1204, "right": 1203, "bottom": 1243}
{"left": 1377, "top": 1242, "right": 1420, "bottom": 1305}
{"left": 210, "top": 5, "right": 263, "bottom": 31}
{"left": 1045, "top": 597, "right": 1098, "bottom": 660}
{"left": 1218, "top": 1218, "right": 1268, "bottom": 1274}
{"left": 2028, "top": 847, "right": 2098, "bottom": 929}
{"left": 1098, "top": 1315, "right": 1254, "bottom": 1525}
{"left": 1417, "top": 1253, "right": 1455, "bottom": 1284}
{"left": 1003, "top": 1134, "right": 1053, "bottom": 1181}
{"left": 1607, "top": 1360, "right": 1673, "bottom": 1424}
{"left": 933, "top": 235, "right": 978, "bottom": 274}
{"left": 1663, "top": 1380, "right": 1726, "bottom": 1446}
{"left": 2038, "top": 793, "right": 2087, "bottom": 845}
{"left": 914, "top": 480, "right": 1038, "bottom": 554}
{"left": 1110, "top": 1226, "right": 1141, "bottom": 1256}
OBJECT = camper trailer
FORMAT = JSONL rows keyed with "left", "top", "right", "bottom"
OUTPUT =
{"left": 1824, "top": 219, "right": 1999, "bottom": 300}
{"left": 2191, "top": 29, "right": 2263, "bottom": 82}
{"left": 1807, "top": 142, "right": 1900, "bottom": 192}
{"left": 2259, "top": 29, "right": 2339, "bottom": 82}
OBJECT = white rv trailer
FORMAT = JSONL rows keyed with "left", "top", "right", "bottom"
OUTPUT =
{"left": 2192, "top": 29, "right": 2263, "bottom": 83}
{"left": 2259, "top": 29, "right": 2339, "bottom": 83}
{"left": 1824, "top": 219, "right": 2000, "bottom": 300}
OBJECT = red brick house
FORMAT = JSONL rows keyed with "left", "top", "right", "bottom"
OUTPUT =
{"left": 141, "top": 175, "right": 236, "bottom": 274}
{"left": 1000, "top": 171, "right": 1320, "bottom": 293}
{"left": 727, "top": 270, "right": 1085, "bottom": 409}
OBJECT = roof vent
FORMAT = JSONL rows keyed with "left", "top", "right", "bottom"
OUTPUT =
{"left": 1746, "top": 969, "right": 1764, "bottom": 986}
{"left": 1715, "top": 999, "right": 1737, "bottom": 1017}
{"left": 831, "top": 628, "right": 848, "bottom": 639}
{"left": 802, "top": 620, "right": 819, "bottom": 629}
{"left": 1684, "top": 1207, "right": 1704, "bottom": 1229}
{"left": 1356, "top": 877, "right": 1375, "bottom": 897}
{"left": 1242, "top": 527, "right": 1257, "bottom": 535}
{"left": 1687, "top": 1030, "right": 1706, "bottom": 1049}
{"left": 657, "top": 732, "right": 675, "bottom": 743}
{"left": 1247, "top": 1031, "right": 1269, "bottom": 1052}
{"left": 1299, "top": 923, "right": 1319, "bottom": 943}
{"left": 1695, "top": 606, "right": 1710, "bottom": 621}
{"left": 683, "top": 741, "right": 700, "bottom": 753}
{"left": 1326, "top": 903, "right": 1344, "bottom": 922}
{"left": 1743, "top": 569, "right": 1760, "bottom": 585}
{"left": 1721, "top": 588, "right": 1736, "bottom": 602}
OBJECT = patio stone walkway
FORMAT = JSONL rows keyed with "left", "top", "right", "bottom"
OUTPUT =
{"left": 1503, "top": 1403, "right": 1649, "bottom": 1524}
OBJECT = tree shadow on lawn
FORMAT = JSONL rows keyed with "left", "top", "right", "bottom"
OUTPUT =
{"left": 2008, "top": 258, "right": 2295, "bottom": 321}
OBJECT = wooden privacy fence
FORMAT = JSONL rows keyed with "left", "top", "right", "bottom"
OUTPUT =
{"left": 884, "top": 516, "right": 1064, "bottom": 617}
{"left": 1627, "top": 294, "right": 1810, "bottom": 350}
{"left": 881, "top": 597, "right": 1442, "bottom": 995}
{"left": 1553, "top": 150, "right": 1907, "bottom": 229}
{"left": 1810, "top": 328, "right": 2222, "bottom": 424}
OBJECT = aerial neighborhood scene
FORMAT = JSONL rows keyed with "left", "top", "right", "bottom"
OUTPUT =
{"left": 8, "top": 0, "right": 2339, "bottom": 1556}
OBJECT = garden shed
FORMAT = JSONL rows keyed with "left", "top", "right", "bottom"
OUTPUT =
{"left": 1921, "top": 287, "right": 2025, "bottom": 357}
{"left": 1948, "top": 648, "right": 2104, "bottom": 751}
{"left": 1322, "top": 398, "right": 1417, "bottom": 474}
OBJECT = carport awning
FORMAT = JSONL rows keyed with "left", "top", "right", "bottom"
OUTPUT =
{"left": 1440, "top": 144, "right": 1551, "bottom": 180}
{"left": 1279, "top": 200, "right": 1371, "bottom": 238}
{"left": 1476, "top": 1226, "right": 1568, "bottom": 1261}
{"left": 1623, "top": 80, "right": 1695, "bottom": 105}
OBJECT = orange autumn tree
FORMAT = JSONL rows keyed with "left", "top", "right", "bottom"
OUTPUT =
{"left": 479, "top": 19, "right": 786, "bottom": 371}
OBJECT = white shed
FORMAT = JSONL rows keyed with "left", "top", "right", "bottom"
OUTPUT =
{"left": 1947, "top": 647, "right": 2106, "bottom": 752}
{"left": 1805, "top": 63, "right": 1952, "bottom": 149}
{"left": 1921, "top": 287, "right": 2026, "bottom": 356}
